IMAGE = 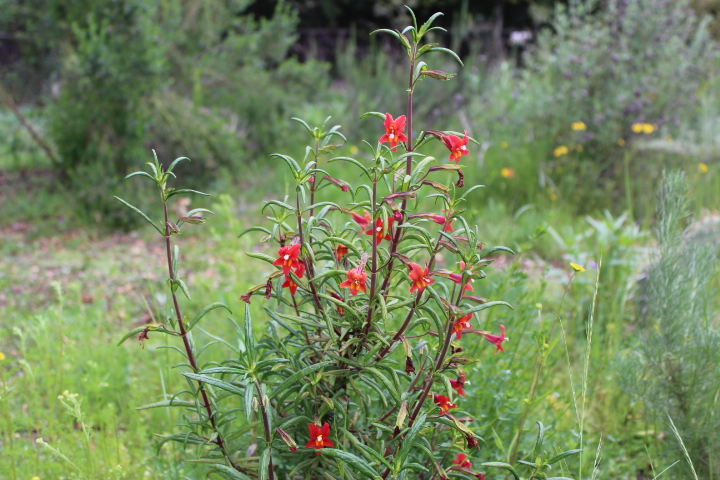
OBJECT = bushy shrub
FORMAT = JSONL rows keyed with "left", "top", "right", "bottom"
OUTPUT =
{"left": 619, "top": 171, "right": 720, "bottom": 479}
{"left": 465, "top": 0, "right": 718, "bottom": 211}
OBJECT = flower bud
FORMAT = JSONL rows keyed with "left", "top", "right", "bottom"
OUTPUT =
{"left": 466, "top": 433, "right": 480, "bottom": 449}
{"left": 276, "top": 427, "right": 298, "bottom": 452}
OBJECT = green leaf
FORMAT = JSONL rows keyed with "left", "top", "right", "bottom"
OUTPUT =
{"left": 321, "top": 448, "right": 380, "bottom": 479}
{"left": 187, "top": 302, "right": 232, "bottom": 331}
{"left": 114, "top": 196, "right": 163, "bottom": 235}
{"left": 261, "top": 200, "right": 296, "bottom": 213}
{"left": 135, "top": 399, "right": 196, "bottom": 410}
{"left": 419, "top": 12, "right": 444, "bottom": 37}
{"left": 259, "top": 448, "right": 271, "bottom": 480}
{"left": 166, "top": 188, "right": 210, "bottom": 199}
{"left": 547, "top": 449, "right": 582, "bottom": 465}
{"left": 245, "top": 252, "right": 278, "bottom": 266}
{"left": 185, "top": 208, "right": 214, "bottom": 218}
{"left": 244, "top": 381, "right": 255, "bottom": 421}
{"left": 533, "top": 421, "right": 545, "bottom": 460}
{"left": 270, "top": 153, "right": 301, "bottom": 173}
{"left": 364, "top": 367, "right": 401, "bottom": 406}
{"left": 481, "top": 462, "right": 520, "bottom": 480}
{"left": 243, "top": 304, "right": 255, "bottom": 359}
{"left": 125, "top": 171, "right": 158, "bottom": 183}
{"left": 460, "top": 300, "right": 513, "bottom": 317}
{"left": 174, "top": 278, "right": 191, "bottom": 300}
{"left": 341, "top": 428, "right": 392, "bottom": 469}
{"left": 270, "top": 361, "right": 333, "bottom": 400}
{"left": 167, "top": 156, "right": 190, "bottom": 173}
{"left": 183, "top": 372, "right": 245, "bottom": 396}
{"left": 420, "top": 47, "right": 464, "bottom": 65}
{"left": 238, "top": 226, "right": 273, "bottom": 238}
{"left": 207, "top": 464, "right": 253, "bottom": 480}
{"left": 116, "top": 326, "right": 148, "bottom": 346}
{"left": 291, "top": 117, "right": 314, "bottom": 136}
{"left": 479, "top": 245, "right": 516, "bottom": 259}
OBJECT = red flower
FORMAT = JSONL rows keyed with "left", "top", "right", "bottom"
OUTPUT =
{"left": 281, "top": 263, "right": 305, "bottom": 296}
{"left": 476, "top": 474, "right": 486, "bottom": 480}
{"left": 339, "top": 266, "right": 368, "bottom": 296}
{"left": 379, "top": 113, "right": 408, "bottom": 151}
{"left": 480, "top": 325, "right": 508, "bottom": 353}
{"left": 408, "top": 262, "right": 434, "bottom": 294}
{"left": 351, "top": 211, "right": 372, "bottom": 232}
{"left": 282, "top": 275, "right": 299, "bottom": 295}
{"left": 449, "top": 261, "right": 474, "bottom": 292}
{"left": 450, "top": 371, "right": 467, "bottom": 397}
{"left": 336, "top": 244, "right": 349, "bottom": 261}
{"left": 453, "top": 314, "right": 473, "bottom": 340}
{"left": 306, "top": 422, "right": 334, "bottom": 453}
{"left": 433, "top": 394, "right": 457, "bottom": 415}
{"left": 443, "top": 131, "right": 470, "bottom": 163}
{"left": 366, "top": 217, "right": 394, "bottom": 243}
{"left": 432, "top": 215, "right": 455, "bottom": 233}
{"left": 273, "top": 244, "right": 302, "bottom": 275}
{"left": 452, "top": 452, "right": 472, "bottom": 468}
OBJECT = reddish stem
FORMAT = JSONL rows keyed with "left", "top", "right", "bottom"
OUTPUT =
{"left": 162, "top": 202, "right": 240, "bottom": 471}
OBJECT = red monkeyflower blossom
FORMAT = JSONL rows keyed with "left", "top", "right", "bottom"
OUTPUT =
{"left": 379, "top": 113, "right": 409, "bottom": 152}
{"left": 433, "top": 394, "right": 457, "bottom": 415}
{"left": 450, "top": 371, "right": 467, "bottom": 397}
{"left": 274, "top": 243, "right": 302, "bottom": 275}
{"left": 432, "top": 215, "right": 455, "bottom": 233}
{"left": 453, "top": 314, "right": 473, "bottom": 340}
{"left": 282, "top": 275, "right": 299, "bottom": 295}
{"left": 408, "top": 262, "right": 434, "bottom": 294}
{"left": 449, "top": 261, "right": 474, "bottom": 293}
{"left": 480, "top": 324, "right": 508, "bottom": 353}
{"left": 366, "top": 217, "right": 394, "bottom": 243}
{"left": 306, "top": 422, "right": 334, "bottom": 453}
{"left": 452, "top": 452, "right": 472, "bottom": 468}
{"left": 476, "top": 474, "right": 486, "bottom": 480}
{"left": 339, "top": 266, "right": 368, "bottom": 296}
{"left": 336, "top": 244, "right": 349, "bottom": 261}
{"left": 350, "top": 210, "right": 372, "bottom": 233}
{"left": 443, "top": 131, "right": 470, "bottom": 163}
{"left": 281, "top": 262, "right": 305, "bottom": 296}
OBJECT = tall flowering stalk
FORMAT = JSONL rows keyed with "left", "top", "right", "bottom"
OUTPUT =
{"left": 118, "top": 7, "right": 581, "bottom": 480}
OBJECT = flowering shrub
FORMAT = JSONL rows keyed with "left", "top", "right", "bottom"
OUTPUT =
{"left": 117, "top": 8, "right": 581, "bottom": 479}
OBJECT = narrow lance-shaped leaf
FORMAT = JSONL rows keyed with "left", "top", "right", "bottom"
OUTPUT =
{"left": 114, "top": 196, "right": 163, "bottom": 235}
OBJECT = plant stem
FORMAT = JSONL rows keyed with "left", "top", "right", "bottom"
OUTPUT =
{"left": 254, "top": 379, "right": 275, "bottom": 480}
{"left": 162, "top": 202, "right": 239, "bottom": 470}
{"left": 364, "top": 178, "right": 380, "bottom": 336}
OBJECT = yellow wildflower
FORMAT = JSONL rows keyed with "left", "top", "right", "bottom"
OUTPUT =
{"left": 349, "top": 145, "right": 359, "bottom": 155}
{"left": 571, "top": 121, "right": 587, "bottom": 131}
{"left": 699, "top": 163, "right": 708, "bottom": 174}
{"left": 570, "top": 263, "right": 585, "bottom": 272}
{"left": 501, "top": 167, "right": 515, "bottom": 179}
{"left": 553, "top": 145, "right": 569, "bottom": 157}
{"left": 631, "top": 123, "right": 644, "bottom": 133}
{"left": 642, "top": 123, "right": 656, "bottom": 134}
{"left": 500, "top": 141, "right": 509, "bottom": 149}
{"left": 32, "top": 477, "right": 40, "bottom": 480}
{"left": 618, "top": 138, "right": 626, "bottom": 146}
